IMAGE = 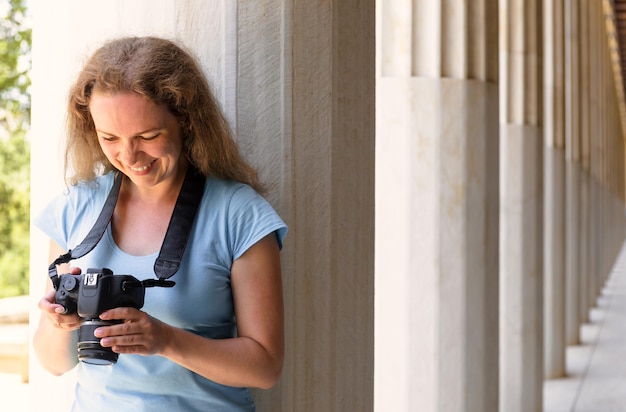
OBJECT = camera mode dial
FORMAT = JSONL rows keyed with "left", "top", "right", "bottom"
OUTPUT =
{"left": 61, "top": 276, "right": 79, "bottom": 292}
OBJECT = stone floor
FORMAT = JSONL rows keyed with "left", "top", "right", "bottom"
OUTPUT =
{"left": 544, "top": 244, "right": 626, "bottom": 412}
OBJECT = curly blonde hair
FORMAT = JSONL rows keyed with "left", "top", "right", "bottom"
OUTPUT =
{"left": 65, "top": 36, "right": 263, "bottom": 192}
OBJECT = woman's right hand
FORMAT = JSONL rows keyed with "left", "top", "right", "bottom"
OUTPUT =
{"left": 38, "top": 287, "right": 81, "bottom": 331}
{"left": 33, "top": 240, "right": 81, "bottom": 375}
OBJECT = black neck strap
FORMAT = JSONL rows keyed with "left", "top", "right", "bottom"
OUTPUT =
{"left": 48, "top": 166, "right": 206, "bottom": 289}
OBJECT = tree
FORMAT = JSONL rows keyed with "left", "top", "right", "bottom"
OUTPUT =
{"left": 0, "top": 0, "right": 31, "bottom": 297}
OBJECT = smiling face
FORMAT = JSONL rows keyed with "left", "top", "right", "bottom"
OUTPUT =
{"left": 89, "top": 91, "right": 186, "bottom": 192}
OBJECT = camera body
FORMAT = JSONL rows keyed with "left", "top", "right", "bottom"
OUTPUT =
{"left": 56, "top": 267, "right": 145, "bottom": 318}
{"left": 55, "top": 268, "right": 146, "bottom": 365}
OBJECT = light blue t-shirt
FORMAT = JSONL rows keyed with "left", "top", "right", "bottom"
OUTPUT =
{"left": 35, "top": 172, "right": 287, "bottom": 412}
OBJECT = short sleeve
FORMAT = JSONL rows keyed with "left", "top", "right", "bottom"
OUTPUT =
{"left": 227, "top": 185, "right": 287, "bottom": 261}
{"left": 33, "top": 175, "right": 114, "bottom": 252}
{"left": 34, "top": 192, "right": 73, "bottom": 250}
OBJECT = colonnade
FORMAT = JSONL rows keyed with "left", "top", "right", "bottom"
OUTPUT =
{"left": 28, "top": 1, "right": 626, "bottom": 411}
{"left": 376, "top": 0, "right": 626, "bottom": 411}
{"left": 543, "top": 0, "right": 626, "bottom": 380}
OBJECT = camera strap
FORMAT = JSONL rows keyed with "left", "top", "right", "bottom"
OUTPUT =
{"left": 48, "top": 166, "right": 206, "bottom": 290}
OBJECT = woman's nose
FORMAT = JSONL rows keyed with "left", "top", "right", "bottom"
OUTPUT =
{"left": 119, "top": 139, "right": 138, "bottom": 164}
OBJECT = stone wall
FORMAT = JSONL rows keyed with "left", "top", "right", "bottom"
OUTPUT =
{"left": 29, "top": 1, "right": 374, "bottom": 411}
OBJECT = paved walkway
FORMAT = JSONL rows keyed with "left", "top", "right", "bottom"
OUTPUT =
{"left": 544, "top": 244, "right": 626, "bottom": 412}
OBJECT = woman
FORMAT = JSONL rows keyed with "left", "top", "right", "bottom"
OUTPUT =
{"left": 34, "top": 36, "right": 287, "bottom": 411}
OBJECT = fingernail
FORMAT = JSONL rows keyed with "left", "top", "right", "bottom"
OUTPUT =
{"left": 94, "top": 328, "right": 104, "bottom": 337}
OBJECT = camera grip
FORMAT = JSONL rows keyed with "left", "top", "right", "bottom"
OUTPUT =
{"left": 55, "top": 275, "right": 80, "bottom": 315}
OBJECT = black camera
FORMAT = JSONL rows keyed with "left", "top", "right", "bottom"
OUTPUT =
{"left": 55, "top": 268, "right": 146, "bottom": 365}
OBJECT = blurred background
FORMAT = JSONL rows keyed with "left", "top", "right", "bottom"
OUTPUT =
{"left": 0, "top": 0, "right": 30, "bottom": 410}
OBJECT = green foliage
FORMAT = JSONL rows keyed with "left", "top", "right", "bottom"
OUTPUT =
{"left": 0, "top": 0, "right": 30, "bottom": 298}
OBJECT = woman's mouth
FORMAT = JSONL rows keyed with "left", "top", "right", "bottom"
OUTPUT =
{"left": 129, "top": 159, "right": 156, "bottom": 173}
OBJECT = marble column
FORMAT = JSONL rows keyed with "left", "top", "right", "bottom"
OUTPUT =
{"left": 274, "top": 1, "right": 376, "bottom": 411}
{"left": 376, "top": 1, "right": 499, "bottom": 411}
{"left": 577, "top": 0, "right": 592, "bottom": 325}
{"left": 587, "top": 0, "right": 601, "bottom": 315}
{"left": 564, "top": 0, "right": 581, "bottom": 347}
{"left": 543, "top": 145, "right": 566, "bottom": 378}
{"left": 499, "top": 0, "right": 544, "bottom": 410}
{"left": 543, "top": 0, "right": 566, "bottom": 379}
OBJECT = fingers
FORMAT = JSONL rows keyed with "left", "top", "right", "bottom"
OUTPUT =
{"left": 47, "top": 312, "right": 81, "bottom": 331}
{"left": 38, "top": 270, "right": 82, "bottom": 332}
{"left": 99, "top": 307, "right": 141, "bottom": 321}
{"left": 39, "top": 289, "right": 69, "bottom": 314}
{"left": 38, "top": 290, "right": 57, "bottom": 311}
{"left": 38, "top": 292, "right": 67, "bottom": 317}
{"left": 95, "top": 310, "right": 167, "bottom": 355}
{"left": 38, "top": 290, "right": 80, "bottom": 330}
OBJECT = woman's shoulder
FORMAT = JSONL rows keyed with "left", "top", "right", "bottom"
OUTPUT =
{"left": 202, "top": 177, "right": 278, "bottom": 222}
{"left": 205, "top": 177, "right": 259, "bottom": 202}
{"left": 34, "top": 172, "right": 118, "bottom": 249}
{"left": 206, "top": 176, "right": 248, "bottom": 191}
{"left": 204, "top": 178, "right": 286, "bottom": 258}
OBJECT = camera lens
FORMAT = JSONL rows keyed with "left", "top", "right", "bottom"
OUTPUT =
{"left": 77, "top": 319, "right": 120, "bottom": 365}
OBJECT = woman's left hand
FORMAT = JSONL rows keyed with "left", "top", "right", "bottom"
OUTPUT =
{"left": 95, "top": 307, "right": 171, "bottom": 356}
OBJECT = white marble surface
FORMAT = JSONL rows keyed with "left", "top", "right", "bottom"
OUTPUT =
{"left": 544, "top": 147, "right": 567, "bottom": 379}
{"left": 376, "top": 76, "right": 500, "bottom": 411}
{"left": 499, "top": 124, "right": 544, "bottom": 412}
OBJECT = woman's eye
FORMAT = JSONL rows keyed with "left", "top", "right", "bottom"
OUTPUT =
{"left": 99, "top": 135, "right": 116, "bottom": 142}
{"left": 141, "top": 133, "right": 161, "bottom": 141}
